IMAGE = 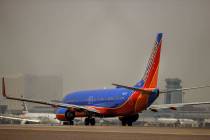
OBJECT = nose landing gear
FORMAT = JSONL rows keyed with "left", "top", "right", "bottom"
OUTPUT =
{"left": 64, "top": 111, "right": 75, "bottom": 125}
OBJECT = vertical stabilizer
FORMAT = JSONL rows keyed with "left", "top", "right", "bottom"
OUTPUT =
{"left": 21, "top": 95, "right": 29, "bottom": 114}
{"left": 135, "top": 33, "right": 163, "bottom": 88}
{"left": 2, "top": 78, "right": 6, "bottom": 97}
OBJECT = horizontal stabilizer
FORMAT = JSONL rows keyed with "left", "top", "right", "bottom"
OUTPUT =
{"left": 112, "top": 83, "right": 153, "bottom": 94}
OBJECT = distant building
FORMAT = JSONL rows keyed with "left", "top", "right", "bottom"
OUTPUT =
{"left": 0, "top": 86, "right": 8, "bottom": 114}
{"left": 0, "top": 105, "right": 7, "bottom": 114}
{"left": 165, "top": 78, "right": 182, "bottom": 104}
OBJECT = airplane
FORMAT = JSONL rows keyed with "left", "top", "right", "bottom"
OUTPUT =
{"left": 2, "top": 33, "right": 210, "bottom": 126}
{"left": 156, "top": 118, "right": 196, "bottom": 125}
{"left": 0, "top": 100, "right": 60, "bottom": 124}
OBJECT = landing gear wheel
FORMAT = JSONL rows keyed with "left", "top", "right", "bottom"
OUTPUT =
{"left": 121, "top": 120, "right": 132, "bottom": 126}
{"left": 127, "top": 121, "right": 133, "bottom": 126}
{"left": 85, "top": 118, "right": 96, "bottom": 126}
{"left": 119, "top": 114, "right": 138, "bottom": 126}
{"left": 69, "top": 120, "right": 74, "bottom": 125}
{"left": 90, "top": 118, "right": 96, "bottom": 126}
{"left": 63, "top": 120, "right": 74, "bottom": 125}
{"left": 85, "top": 118, "right": 90, "bottom": 126}
{"left": 121, "top": 121, "right": 126, "bottom": 126}
{"left": 63, "top": 121, "right": 69, "bottom": 125}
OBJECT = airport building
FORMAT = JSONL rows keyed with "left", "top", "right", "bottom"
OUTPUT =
{"left": 0, "top": 88, "right": 7, "bottom": 114}
{"left": 0, "top": 105, "right": 7, "bottom": 114}
{"left": 165, "top": 78, "right": 182, "bottom": 104}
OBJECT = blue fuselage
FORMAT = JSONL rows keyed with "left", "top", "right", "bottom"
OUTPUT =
{"left": 56, "top": 87, "right": 159, "bottom": 118}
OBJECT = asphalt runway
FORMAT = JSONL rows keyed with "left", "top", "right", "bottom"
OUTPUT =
{"left": 0, "top": 125, "right": 210, "bottom": 140}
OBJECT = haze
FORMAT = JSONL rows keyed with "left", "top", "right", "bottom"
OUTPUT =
{"left": 0, "top": 0, "right": 210, "bottom": 104}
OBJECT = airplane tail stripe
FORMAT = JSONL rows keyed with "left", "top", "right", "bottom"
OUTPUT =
{"left": 143, "top": 36, "right": 162, "bottom": 83}
{"left": 134, "top": 33, "right": 162, "bottom": 88}
{"left": 144, "top": 42, "right": 161, "bottom": 88}
{"left": 142, "top": 43, "right": 158, "bottom": 81}
{"left": 139, "top": 33, "right": 162, "bottom": 89}
{"left": 148, "top": 65, "right": 159, "bottom": 88}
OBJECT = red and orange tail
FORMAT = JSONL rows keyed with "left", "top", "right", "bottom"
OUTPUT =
{"left": 135, "top": 33, "right": 163, "bottom": 88}
{"left": 143, "top": 33, "right": 163, "bottom": 88}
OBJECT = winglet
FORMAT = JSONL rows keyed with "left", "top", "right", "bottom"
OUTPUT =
{"left": 2, "top": 77, "right": 6, "bottom": 97}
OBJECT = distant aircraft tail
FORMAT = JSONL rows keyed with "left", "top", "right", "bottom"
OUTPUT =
{"left": 21, "top": 96, "right": 29, "bottom": 114}
{"left": 135, "top": 33, "right": 163, "bottom": 88}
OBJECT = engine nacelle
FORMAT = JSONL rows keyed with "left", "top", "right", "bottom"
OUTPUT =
{"left": 169, "top": 107, "right": 177, "bottom": 110}
{"left": 150, "top": 108, "right": 158, "bottom": 112}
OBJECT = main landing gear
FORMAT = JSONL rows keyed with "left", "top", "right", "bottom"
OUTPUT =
{"left": 119, "top": 114, "right": 139, "bottom": 126}
{"left": 121, "top": 119, "right": 133, "bottom": 126}
{"left": 84, "top": 117, "right": 96, "bottom": 126}
{"left": 63, "top": 120, "right": 74, "bottom": 125}
{"left": 64, "top": 110, "right": 96, "bottom": 126}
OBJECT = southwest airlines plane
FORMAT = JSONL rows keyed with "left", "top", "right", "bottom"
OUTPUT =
{"left": 2, "top": 33, "right": 210, "bottom": 126}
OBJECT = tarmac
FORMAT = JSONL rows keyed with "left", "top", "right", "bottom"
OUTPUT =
{"left": 0, "top": 125, "right": 210, "bottom": 140}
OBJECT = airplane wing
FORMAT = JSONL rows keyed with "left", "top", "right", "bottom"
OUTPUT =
{"left": 0, "top": 115, "right": 40, "bottom": 123}
{"left": 2, "top": 78, "right": 100, "bottom": 114}
{"left": 148, "top": 102, "right": 210, "bottom": 112}
{"left": 159, "top": 85, "right": 210, "bottom": 93}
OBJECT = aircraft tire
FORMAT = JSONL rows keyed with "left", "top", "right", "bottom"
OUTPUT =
{"left": 90, "top": 118, "right": 95, "bottom": 126}
{"left": 127, "top": 121, "right": 133, "bottom": 126}
{"left": 121, "top": 121, "right": 126, "bottom": 126}
{"left": 69, "top": 120, "right": 74, "bottom": 125}
{"left": 63, "top": 120, "right": 74, "bottom": 125}
{"left": 63, "top": 121, "right": 69, "bottom": 125}
{"left": 120, "top": 114, "right": 139, "bottom": 126}
{"left": 85, "top": 118, "right": 90, "bottom": 126}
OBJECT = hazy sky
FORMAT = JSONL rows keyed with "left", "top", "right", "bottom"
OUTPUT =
{"left": 0, "top": 0, "right": 210, "bottom": 103}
